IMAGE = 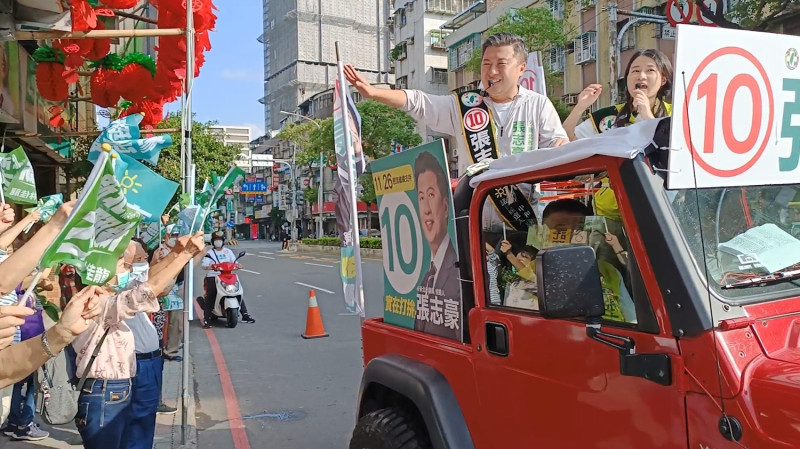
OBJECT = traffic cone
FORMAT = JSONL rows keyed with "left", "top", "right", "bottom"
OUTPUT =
{"left": 301, "top": 290, "right": 329, "bottom": 339}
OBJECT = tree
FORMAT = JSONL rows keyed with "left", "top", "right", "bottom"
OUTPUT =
{"left": 279, "top": 101, "right": 422, "bottom": 231}
{"left": 464, "top": 6, "right": 574, "bottom": 93}
{"left": 155, "top": 114, "right": 243, "bottom": 193}
{"left": 692, "top": 0, "right": 795, "bottom": 30}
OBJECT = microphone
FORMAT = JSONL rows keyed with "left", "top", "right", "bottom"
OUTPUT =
{"left": 632, "top": 83, "right": 643, "bottom": 117}
{"left": 480, "top": 80, "right": 495, "bottom": 97}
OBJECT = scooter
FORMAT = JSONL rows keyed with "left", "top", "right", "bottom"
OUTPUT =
{"left": 198, "top": 251, "right": 247, "bottom": 328}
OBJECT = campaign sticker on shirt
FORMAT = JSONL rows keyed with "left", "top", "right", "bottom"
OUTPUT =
{"left": 463, "top": 108, "right": 489, "bottom": 132}
{"left": 460, "top": 91, "right": 483, "bottom": 107}
{"left": 598, "top": 115, "right": 616, "bottom": 133}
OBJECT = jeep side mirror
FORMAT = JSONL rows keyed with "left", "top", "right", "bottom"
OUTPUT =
{"left": 536, "top": 246, "right": 605, "bottom": 319}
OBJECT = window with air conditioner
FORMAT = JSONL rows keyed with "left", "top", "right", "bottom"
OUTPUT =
{"left": 548, "top": 0, "right": 564, "bottom": 20}
{"left": 431, "top": 68, "right": 448, "bottom": 84}
{"left": 574, "top": 32, "right": 597, "bottom": 65}
{"left": 548, "top": 46, "right": 565, "bottom": 73}
{"left": 562, "top": 93, "right": 578, "bottom": 106}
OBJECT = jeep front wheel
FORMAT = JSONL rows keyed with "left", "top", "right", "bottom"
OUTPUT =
{"left": 349, "top": 407, "right": 431, "bottom": 449}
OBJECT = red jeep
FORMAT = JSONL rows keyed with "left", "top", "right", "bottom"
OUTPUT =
{"left": 349, "top": 119, "right": 800, "bottom": 448}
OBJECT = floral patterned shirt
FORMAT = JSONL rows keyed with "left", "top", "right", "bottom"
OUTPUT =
{"left": 71, "top": 282, "right": 159, "bottom": 380}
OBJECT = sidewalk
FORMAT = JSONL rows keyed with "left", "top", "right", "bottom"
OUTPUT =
{"left": 154, "top": 358, "right": 198, "bottom": 449}
{"left": 0, "top": 357, "right": 196, "bottom": 449}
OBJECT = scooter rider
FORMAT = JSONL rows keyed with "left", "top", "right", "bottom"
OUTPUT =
{"left": 201, "top": 232, "right": 255, "bottom": 328}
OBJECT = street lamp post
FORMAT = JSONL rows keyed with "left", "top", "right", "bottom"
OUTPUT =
{"left": 280, "top": 110, "right": 324, "bottom": 239}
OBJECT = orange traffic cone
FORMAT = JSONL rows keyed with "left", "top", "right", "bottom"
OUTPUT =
{"left": 301, "top": 290, "right": 329, "bottom": 339}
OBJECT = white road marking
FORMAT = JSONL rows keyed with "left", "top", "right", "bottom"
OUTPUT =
{"left": 259, "top": 251, "right": 274, "bottom": 255}
{"left": 294, "top": 282, "right": 335, "bottom": 295}
{"left": 239, "top": 269, "right": 261, "bottom": 275}
{"left": 256, "top": 255, "right": 275, "bottom": 260}
{"left": 304, "top": 262, "right": 333, "bottom": 268}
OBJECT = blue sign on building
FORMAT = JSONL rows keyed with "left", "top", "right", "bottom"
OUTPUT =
{"left": 241, "top": 182, "right": 268, "bottom": 194}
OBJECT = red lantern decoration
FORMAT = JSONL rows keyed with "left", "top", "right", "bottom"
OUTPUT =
{"left": 118, "top": 53, "right": 156, "bottom": 102}
{"left": 82, "top": 21, "right": 112, "bottom": 60}
{"left": 89, "top": 54, "right": 124, "bottom": 108}
{"left": 33, "top": 47, "right": 69, "bottom": 102}
{"left": 100, "top": 0, "right": 139, "bottom": 8}
{"left": 36, "top": 62, "right": 69, "bottom": 101}
{"left": 91, "top": 67, "right": 121, "bottom": 107}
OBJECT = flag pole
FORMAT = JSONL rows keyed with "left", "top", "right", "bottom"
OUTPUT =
{"left": 0, "top": 129, "right": 7, "bottom": 204}
{"left": 335, "top": 42, "right": 365, "bottom": 318}
{"left": 181, "top": 0, "right": 195, "bottom": 442}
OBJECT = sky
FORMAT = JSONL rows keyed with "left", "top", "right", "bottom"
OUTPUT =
{"left": 164, "top": 1, "right": 265, "bottom": 139}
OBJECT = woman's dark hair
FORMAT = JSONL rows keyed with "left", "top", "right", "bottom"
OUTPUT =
{"left": 614, "top": 49, "right": 673, "bottom": 129}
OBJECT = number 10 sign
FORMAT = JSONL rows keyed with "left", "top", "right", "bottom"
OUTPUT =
{"left": 668, "top": 25, "right": 800, "bottom": 189}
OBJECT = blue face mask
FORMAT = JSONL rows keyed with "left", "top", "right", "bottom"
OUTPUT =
{"left": 112, "top": 270, "right": 131, "bottom": 291}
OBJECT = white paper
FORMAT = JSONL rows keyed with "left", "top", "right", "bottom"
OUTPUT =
{"left": 718, "top": 224, "right": 800, "bottom": 273}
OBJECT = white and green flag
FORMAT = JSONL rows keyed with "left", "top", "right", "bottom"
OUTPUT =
{"left": 0, "top": 147, "right": 37, "bottom": 205}
{"left": 40, "top": 151, "right": 142, "bottom": 285}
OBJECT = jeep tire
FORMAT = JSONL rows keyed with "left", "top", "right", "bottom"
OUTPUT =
{"left": 349, "top": 407, "right": 431, "bottom": 449}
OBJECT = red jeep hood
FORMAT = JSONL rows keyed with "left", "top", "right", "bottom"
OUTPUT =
{"left": 745, "top": 317, "right": 800, "bottom": 444}
{"left": 747, "top": 356, "right": 800, "bottom": 444}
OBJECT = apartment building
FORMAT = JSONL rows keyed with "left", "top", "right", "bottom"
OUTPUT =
{"left": 389, "top": 0, "right": 474, "bottom": 175}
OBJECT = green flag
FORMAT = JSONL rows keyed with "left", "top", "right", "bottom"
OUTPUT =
{"left": 40, "top": 151, "right": 142, "bottom": 285}
{"left": 0, "top": 147, "right": 37, "bottom": 205}
{"left": 141, "top": 222, "right": 162, "bottom": 250}
{"left": 208, "top": 166, "right": 245, "bottom": 206}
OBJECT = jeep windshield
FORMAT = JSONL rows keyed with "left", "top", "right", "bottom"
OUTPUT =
{"left": 667, "top": 184, "right": 800, "bottom": 303}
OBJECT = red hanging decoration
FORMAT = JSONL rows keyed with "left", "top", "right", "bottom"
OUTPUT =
{"left": 36, "top": 62, "right": 69, "bottom": 101}
{"left": 120, "top": 99, "right": 165, "bottom": 128}
{"left": 118, "top": 52, "right": 156, "bottom": 102}
{"left": 83, "top": 21, "right": 112, "bottom": 60}
{"left": 33, "top": 47, "right": 69, "bottom": 102}
{"left": 71, "top": 0, "right": 97, "bottom": 31}
{"left": 90, "top": 54, "right": 124, "bottom": 108}
{"left": 99, "top": 0, "right": 139, "bottom": 8}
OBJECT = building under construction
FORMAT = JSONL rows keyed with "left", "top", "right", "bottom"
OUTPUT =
{"left": 259, "top": 0, "right": 395, "bottom": 135}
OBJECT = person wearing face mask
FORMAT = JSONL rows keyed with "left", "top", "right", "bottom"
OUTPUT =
{"left": 123, "top": 240, "right": 166, "bottom": 449}
{"left": 71, "top": 233, "right": 205, "bottom": 449}
{"left": 201, "top": 231, "right": 255, "bottom": 328}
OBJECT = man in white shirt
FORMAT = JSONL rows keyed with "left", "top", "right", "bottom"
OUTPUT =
{"left": 344, "top": 32, "right": 568, "bottom": 174}
{"left": 201, "top": 232, "right": 254, "bottom": 328}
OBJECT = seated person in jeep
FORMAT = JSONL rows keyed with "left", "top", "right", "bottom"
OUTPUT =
{"left": 541, "top": 199, "right": 637, "bottom": 324}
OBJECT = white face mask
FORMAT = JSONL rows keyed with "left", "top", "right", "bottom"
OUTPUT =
{"left": 167, "top": 237, "right": 177, "bottom": 247}
{"left": 131, "top": 262, "right": 150, "bottom": 282}
{"left": 213, "top": 241, "right": 223, "bottom": 249}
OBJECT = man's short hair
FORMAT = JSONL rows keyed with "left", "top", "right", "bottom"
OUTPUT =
{"left": 542, "top": 199, "right": 593, "bottom": 221}
{"left": 517, "top": 245, "right": 538, "bottom": 260}
{"left": 414, "top": 151, "right": 449, "bottom": 201}
{"left": 481, "top": 32, "right": 528, "bottom": 64}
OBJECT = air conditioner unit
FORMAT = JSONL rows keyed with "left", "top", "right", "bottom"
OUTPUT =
{"left": 563, "top": 94, "right": 578, "bottom": 105}
{"left": 386, "top": 17, "right": 394, "bottom": 25}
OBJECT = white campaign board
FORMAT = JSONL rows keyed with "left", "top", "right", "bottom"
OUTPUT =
{"left": 668, "top": 25, "right": 800, "bottom": 189}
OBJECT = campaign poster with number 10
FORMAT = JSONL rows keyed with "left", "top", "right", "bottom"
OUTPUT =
{"left": 371, "top": 140, "right": 463, "bottom": 341}
{"left": 668, "top": 25, "right": 800, "bottom": 189}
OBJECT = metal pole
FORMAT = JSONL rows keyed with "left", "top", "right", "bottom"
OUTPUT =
{"left": 291, "top": 144, "right": 298, "bottom": 247}
{"left": 318, "top": 152, "right": 324, "bottom": 238}
{"left": 181, "top": 0, "right": 195, "bottom": 444}
{"left": 608, "top": 2, "right": 619, "bottom": 104}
